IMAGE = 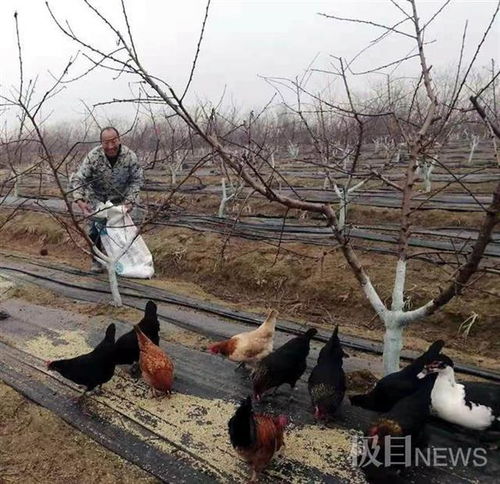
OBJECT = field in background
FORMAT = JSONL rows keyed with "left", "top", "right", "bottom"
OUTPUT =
{"left": 0, "top": 138, "right": 498, "bottom": 366}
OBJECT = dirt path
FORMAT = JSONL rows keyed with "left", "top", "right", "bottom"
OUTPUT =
{"left": 0, "top": 382, "right": 158, "bottom": 484}
{"left": 0, "top": 288, "right": 498, "bottom": 483}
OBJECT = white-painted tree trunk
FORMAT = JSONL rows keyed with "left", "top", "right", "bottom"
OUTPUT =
{"left": 423, "top": 172, "right": 432, "bottom": 192}
{"left": 391, "top": 258, "right": 406, "bottom": 312}
{"left": 287, "top": 143, "right": 299, "bottom": 158}
{"left": 355, "top": 257, "right": 424, "bottom": 374}
{"left": 416, "top": 157, "right": 436, "bottom": 192}
{"left": 360, "top": 275, "right": 387, "bottom": 317}
{"left": 394, "top": 148, "right": 401, "bottom": 164}
{"left": 107, "top": 260, "right": 122, "bottom": 306}
{"left": 323, "top": 174, "right": 330, "bottom": 190}
{"left": 423, "top": 160, "right": 435, "bottom": 192}
{"left": 91, "top": 245, "right": 123, "bottom": 307}
{"left": 90, "top": 207, "right": 148, "bottom": 307}
{"left": 377, "top": 258, "right": 408, "bottom": 373}
{"left": 218, "top": 178, "right": 234, "bottom": 218}
{"left": 338, "top": 198, "right": 347, "bottom": 229}
{"left": 170, "top": 165, "right": 177, "bottom": 185}
{"left": 343, "top": 154, "right": 350, "bottom": 171}
{"left": 333, "top": 179, "right": 367, "bottom": 230}
{"left": 468, "top": 137, "right": 479, "bottom": 164}
{"left": 359, "top": 254, "right": 447, "bottom": 374}
{"left": 333, "top": 184, "right": 347, "bottom": 230}
{"left": 382, "top": 318, "right": 404, "bottom": 374}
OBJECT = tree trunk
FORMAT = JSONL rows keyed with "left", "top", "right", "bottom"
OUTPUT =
{"left": 107, "top": 261, "right": 122, "bottom": 307}
{"left": 468, "top": 140, "right": 478, "bottom": 164}
{"left": 424, "top": 174, "right": 432, "bottom": 193}
{"left": 338, "top": 198, "right": 347, "bottom": 230}
{"left": 382, "top": 316, "right": 404, "bottom": 374}
{"left": 218, "top": 178, "right": 233, "bottom": 217}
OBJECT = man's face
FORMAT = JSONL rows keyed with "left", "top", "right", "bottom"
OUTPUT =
{"left": 101, "top": 129, "right": 121, "bottom": 158}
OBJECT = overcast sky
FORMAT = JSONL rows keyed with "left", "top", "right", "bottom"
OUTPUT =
{"left": 0, "top": 1, "right": 498, "bottom": 126}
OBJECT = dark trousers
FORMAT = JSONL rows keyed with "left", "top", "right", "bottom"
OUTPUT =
{"left": 89, "top": 221, "right": 105, "bottom": 260}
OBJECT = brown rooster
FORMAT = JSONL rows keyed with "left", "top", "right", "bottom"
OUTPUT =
{"left": 228, "top": 396, "right": 287, "bottom": 482}
{"left": 209, "top": 309, "right": 278, "bottom": 369}
{"left": 135, "top": 325, "right": 174, "bottom": 397}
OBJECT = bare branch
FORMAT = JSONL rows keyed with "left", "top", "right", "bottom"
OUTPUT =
{"left": 318, "top": 12, "right": 415, "bottom": 39}
{"left": 180, "top": 0, "right": 212, "bottom": 102}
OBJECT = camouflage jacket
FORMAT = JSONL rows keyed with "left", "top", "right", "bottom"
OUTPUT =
{"left": 70, "top": 144, "right": 143, "bottom": 207}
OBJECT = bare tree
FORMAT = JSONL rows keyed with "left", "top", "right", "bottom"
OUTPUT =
{"left": 43, "top": 0, "right": 500, "bottom": 371}
{"left": 1, "top": 10, "right": 213, "bottom": 306}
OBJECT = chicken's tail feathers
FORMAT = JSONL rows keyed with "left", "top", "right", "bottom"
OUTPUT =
{"left": 350, "top": 393, "right": 371, "bottom": 408}
{"left": 325, "top": 325, "right": 349, "bottom": 357}
{"left": 276, "top": 415, "right": 288, "bottom": 429}
{"left": 208, "top": 342, "right": 221, "bottom": 354}
{"left": 228, "top": 395, "right": 256, "bottom": 448}
{"left": 251, "top": 363, "right": 266, "bottom": 382}
{"left": 426, "top": 339, "right": 445, "bottom": 358}
{"left": 105, "top": 323, "right": 116, "bottom": 343}
{"left": 328, "top": 325, "right": 341, "bottom": 346}
{"left": 207, "top": 338, "right": 236, "bottom": 356}
{"left": 264, "top": 309, "right": 279, "bottom": 326}
{"left": 134, "top": 324, "right": 149, "bottom": 347}
{"left": 232, "top": 396, "right": 254, "bottom": 428}
{"left": 144, "top": 300, "right": 157, "bottom": 319}
{"left": 304, "top": 328, "right": 318, "bottom": 340}
{"left": 257, "top": 309, "right": 278, "bottom": 333}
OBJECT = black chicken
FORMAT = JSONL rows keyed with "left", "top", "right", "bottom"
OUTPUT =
{"left": 366, "top": 373, "right": 437, "bottom": 446}
{"left": 360, "top": 373, "right": 437, "bottom": 482}
{"left": 113, "top": 300, "right": 160, "bottom": 375}
{"left": 350, "top": 339, "right": 447, "bottom": 412}
{"left": 252, "top": 328, "right": 317, "bottom": 400}
{"left": 308, "top": 325, "right": 347, "bottom": 420}
{"left": 47, "top": 323, "right": 116, "bottom": 400}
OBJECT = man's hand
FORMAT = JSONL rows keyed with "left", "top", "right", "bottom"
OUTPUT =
{"left": 75, "top": 199, "right": 92, "bottom": 216}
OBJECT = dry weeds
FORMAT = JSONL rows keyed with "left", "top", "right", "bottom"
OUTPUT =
{"left": 0, "top": 206, "right": 498, "bottom": 366}
{"left": 0, "top": 382, "right": 157, "bottom": 484}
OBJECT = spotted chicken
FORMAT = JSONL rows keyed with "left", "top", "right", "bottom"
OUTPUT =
{"left": 308, "top": 325, "right": 348, "bottom": 420}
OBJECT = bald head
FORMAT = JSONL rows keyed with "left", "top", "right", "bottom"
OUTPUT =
{"left": 100, "top": 127, "right": 121, "bottom": 158}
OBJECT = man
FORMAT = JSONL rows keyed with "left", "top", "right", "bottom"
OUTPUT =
{"left": 71, "top": 127, "right": 144, "bottom": 273}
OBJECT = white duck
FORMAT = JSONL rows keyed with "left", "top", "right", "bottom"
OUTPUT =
{"left": 423, "top": 358, "right": 499, "bottom": 431}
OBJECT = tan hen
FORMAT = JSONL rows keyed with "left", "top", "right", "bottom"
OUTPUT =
{"left": 209, "top": 309, "right": 278, "bottom": 369}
